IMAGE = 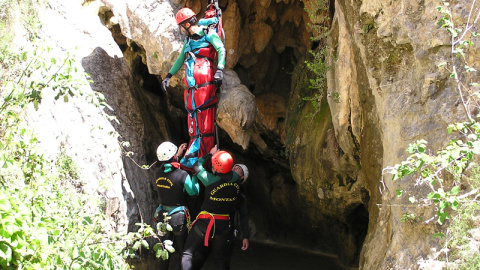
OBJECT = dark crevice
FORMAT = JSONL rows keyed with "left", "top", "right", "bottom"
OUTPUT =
{"left": 329, "top": 0, "right": 335, "bottom": 22}
{"left": 345, "top": 203, "right": 369, "bottom": 266}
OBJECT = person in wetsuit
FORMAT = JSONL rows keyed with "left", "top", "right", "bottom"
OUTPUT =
{"left": 191, "top": 163, "right": 250, "bottom": 269}
{"left": 225, "top": 164, "right": 250, "bottom": 268}
{"left": 181, "top": 145, "right": 241, "bottom": 270}
{"left": 154, "top": 141, "right": 199, "bottom": 270}
{"left": 161, "top": 7, "right": 225, "bottom": 92}
{"left": 161, "top": 7, "right": 226, "bottom": 170}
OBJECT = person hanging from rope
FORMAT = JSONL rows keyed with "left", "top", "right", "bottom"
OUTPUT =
{"left": 154, "top": 141, "right": 200, "bottom": 270}
{"left": 161, "top": 5, "right": 226, "bottom": 171}
{"left": 181, "top": 145, "right": 242, "bottom": 270}
{"left": 191, "top": 163, "right": 250, "bottom": 269}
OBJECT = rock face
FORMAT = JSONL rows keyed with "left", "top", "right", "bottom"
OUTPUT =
{"left": 28, "top": 0, "right": 480, "bottom": 268}
{"left": 325, "top": 0, "right": 478, "bottom": 268}
{"left": 217, "top": 70, "right": 257, "bottom": 149}
{"left": 28, "top": 0, "right": 171, "bottom": 235}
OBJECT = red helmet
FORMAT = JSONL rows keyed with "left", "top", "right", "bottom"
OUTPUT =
{"left": 212, "top": 151, "right": 233, "bottom": 173}
{"left": 176, "top": 8, "right": 196, "bottom": 25}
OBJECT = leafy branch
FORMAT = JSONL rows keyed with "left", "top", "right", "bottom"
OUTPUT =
{"left": 437, "top": 0, "right": 480, "bottom": 122}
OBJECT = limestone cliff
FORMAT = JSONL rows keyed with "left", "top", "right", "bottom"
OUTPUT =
{"left": 27, "top": 0, "right": 480, "bottom": 268}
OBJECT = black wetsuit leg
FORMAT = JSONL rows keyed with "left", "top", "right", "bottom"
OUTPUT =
{"left": 210, "top": 220, "right": 230, "bottom": 270}
{"left": 182, "top": 219, "right": 230, "bottom": 270}
{"left": 159, "top": 211, "right": 187, "bottom": 270}
{"left": 182, "top": 219, "right": 208, "bottom": 270}
{"left": 224, "top": 228, "right": 236, "bottom": 270}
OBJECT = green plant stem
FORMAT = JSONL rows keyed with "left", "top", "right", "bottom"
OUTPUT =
{"left": 69, "top": 256, "right": 80, "bottom": 270}
{"left": 0, "top": 61, "right": 33, "bottom": 114}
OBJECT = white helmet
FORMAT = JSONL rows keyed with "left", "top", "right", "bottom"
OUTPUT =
{"left": 234, "top": 164, "right": 249, "bottom": 182}
{"left": 156, "top": 142, "right": 178, "bottom": 161}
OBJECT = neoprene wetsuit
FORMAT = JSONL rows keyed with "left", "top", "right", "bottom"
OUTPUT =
{"left": 181, "top": 153, "right": 241, "bottom": 270}
{"left": 154, "top": 162, "right": 199, "bottom": 270}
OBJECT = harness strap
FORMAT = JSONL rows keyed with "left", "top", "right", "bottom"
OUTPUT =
{"left": 192, "top": 103, "right": 217, "bottom": 113}
{"left": 184, "top": 151, "right": 198, "bottom": 159}
{"left": 195, "top": 54, "right": 215, "bottom": 63}
{"left": 190, "top": 211, "right": 229, "bottom": 246}
{"left": 186, "top": 49, "right": 215, "bottom": 64}
{"left": 153, "top": 205, "right": 189, "bottom": 222}
{"left": 187, "top": 81, "right": 215, "bottom": 91}
{"left": 190, "top": 132, "right": 215, "bottom": 139}
{"left": 168, "top": 206, "right": 187, "bottom": 216}
{"left": 185, "top": 96, "right": 217, "bottom": 115}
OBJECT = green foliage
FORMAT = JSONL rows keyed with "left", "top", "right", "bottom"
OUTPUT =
{"left": 446, "top": 170, "right": 480, "bottom": 269}
{"left": 0, "top": 0, "right": 43, "bottom": 77}
{"left": 390, "top": 120, "right": 480, "bottom": 225}
{"left": 56, "top": 148, "right": 80, "bottom": 180}
{"left": 388, "top": 122, "right": 480, "bottom": 266}
{"left": 400, "top": 213, "right": 420, "bottom": 223}
{"left": 303, "top": 46, "right": 329, "bottom": 118}
{"left": 305, "top": 0, "right": 330, "bottom": 42}
{"left": 0, "top": 2, "right": 171, "bottom": 268}
{"left": 436, "top": 0, "right": 479, "bottom": 122}
{"left": 152, "top": 213, "right": 175, "bottom": 260}
{"left": 302, "top": 0, "right": 331, "bottom": 118}
{"left": 0, "top": 42, "right": 131, "bottom": 268}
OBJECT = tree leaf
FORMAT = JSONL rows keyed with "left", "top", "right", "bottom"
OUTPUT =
{"left": 450, "top": 186, "right": 460, "bottom": 195}
{"left": 141, "top": 240, "right": 149, "bottom": 249}
{"left": 165, "top": 245, "right": 175, "bottom": 254}
{"left": 132, "top": 241, "right": 141, "bottom": 251}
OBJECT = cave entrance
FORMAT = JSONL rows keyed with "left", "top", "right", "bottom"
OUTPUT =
{"left": 99, "top": 0, "right": 370, "bottom": 268}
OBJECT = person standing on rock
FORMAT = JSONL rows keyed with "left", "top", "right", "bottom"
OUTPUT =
{"left": 181, "top": 145, "right": 242, "bottom": 270}
{"left": 161, "top": 7, "right": 226, "bottom": 171}
{"left": 154, "top": 141, "right": 200, "bottom": 270}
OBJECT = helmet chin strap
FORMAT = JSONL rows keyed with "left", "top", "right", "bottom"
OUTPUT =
{"left": 181, "top": 22, "right": 192, "bottom": 34}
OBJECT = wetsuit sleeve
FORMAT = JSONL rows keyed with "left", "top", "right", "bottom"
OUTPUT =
{"left": 184, "top": 174, "right": 199, "bottom": 196}
{"left": 207, "top": 33, "right": 225, "bottom": 70}
{"left": 238, "top": 193, "right": 250, "bottom": 239}
{"left": 168, "top": 44, "right": 186, "bottom": 75}
{"left": 194, "top": 154, "right": 220, "bottom": 186}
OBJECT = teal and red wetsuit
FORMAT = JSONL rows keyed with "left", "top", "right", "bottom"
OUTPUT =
{"left": 167, "top": 25, "right": 226, "bottom": 170}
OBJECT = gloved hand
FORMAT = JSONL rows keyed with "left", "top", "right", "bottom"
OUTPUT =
{"left": 161, "top": 73, "right": 172, "bottom": 92}
{"left": 213, "top": 69, "right": 223, "bottom": 87}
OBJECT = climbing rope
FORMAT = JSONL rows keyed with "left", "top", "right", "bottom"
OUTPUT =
{"left": 119, "top": 140, "right": 158, "bottom": 170}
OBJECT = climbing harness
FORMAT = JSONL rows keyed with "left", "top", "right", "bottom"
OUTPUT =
{"left": 153, "top": 205, "right": 191, "bottom": 228}
{"left": 189, "top": 210, "right": 230, "bottom": 246}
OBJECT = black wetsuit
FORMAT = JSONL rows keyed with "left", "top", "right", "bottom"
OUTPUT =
{"left": 154, "top": 162, "right": 199, "bottom": 270}
{"left": 192, "top": 188, "right": 250, "bottom": 270}
{"left": 181, "top": 153, "right": 241, "bottom": 270}
{"left": 225, "top": 190, "right": 250, "bottom": 269}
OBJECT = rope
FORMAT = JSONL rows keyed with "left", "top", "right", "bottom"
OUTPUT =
{"left": 120, "top": 141, "right": 158, "bottom": 170}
